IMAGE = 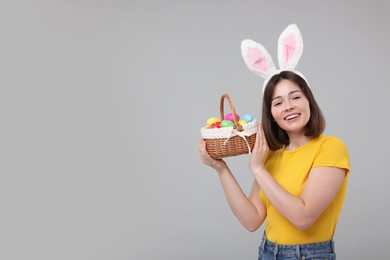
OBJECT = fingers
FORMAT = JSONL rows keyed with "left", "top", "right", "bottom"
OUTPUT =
{"left": 258, "top": 124, "right": 263, "bottom": 147}
{"left": 253, "top": 124, "right": 261, "bottom": 151}
{"left": 260, "top": 124, "right": 266, "bottom": 148}
{"left": 258, "top": 124, "right": 269, "bottom": 151}
{"left": 199, "top": 137, "right": 205, "bottom": 150}
{"left": 199, "top": 138, "right": 227, "bottom": 170}
{"left": 254, "top": 124, "right": 268, "bottom": 154}
{"left": 199, "top": 138, "right": 207, "bottom": 158}
{"left": 199, "top": 138, "right": 213, "bottom": 163}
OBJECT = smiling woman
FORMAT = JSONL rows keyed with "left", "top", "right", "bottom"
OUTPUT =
{"left": 199, "top": 24, "right": 350, "bottom": 260}
{"left": 263, "top": 71, "right": 325, "bottom": 151}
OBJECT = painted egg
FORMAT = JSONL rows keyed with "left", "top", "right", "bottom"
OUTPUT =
{"left": 209, "top": 121, "right": 221, "bottom": 128}
{"left": 221, "top": 120, "right": 235, "bottom": 128}
{"left": 225, "top": 113, "right": 240, "bottom": 122}
{"left": 207, "top": 117, "right": 220, "bottom": 127}
{"left": 238, "top": 119, "right": 247, "bottom": 125}
{"left": 241, "top": 114, "right": 254, "bottom": 123}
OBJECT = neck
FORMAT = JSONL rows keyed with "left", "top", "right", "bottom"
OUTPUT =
{"left": 285, "top": 133, "right": 312, "bottom": 150}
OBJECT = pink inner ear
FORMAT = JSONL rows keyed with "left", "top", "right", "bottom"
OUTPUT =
{"left": 283, "top": 34, "right": 296, "bottom": 64}
{"left": 247, "top": 48, "right": 267, "bottom": 73}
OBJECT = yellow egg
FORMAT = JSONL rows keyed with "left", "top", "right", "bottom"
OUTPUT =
{"left": 238, "top": 119, "right": 247, "bottom": 125}
{"left": 207, "top": 117, "right": 220, "bottom": 127}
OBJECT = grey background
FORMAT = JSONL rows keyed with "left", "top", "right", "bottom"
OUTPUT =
{"left": 1, "top": 1, "right": 389, "bottom": 259}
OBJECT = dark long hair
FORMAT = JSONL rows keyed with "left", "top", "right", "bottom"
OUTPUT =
{"left": 262, "top": 71, "right": 325, "bottom": 151}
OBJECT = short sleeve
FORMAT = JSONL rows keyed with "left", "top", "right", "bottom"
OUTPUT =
{"left": 313, "top": 136, "right": 350, "bottom": 175}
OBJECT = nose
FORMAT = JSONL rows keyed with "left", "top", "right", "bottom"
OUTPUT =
{"left": 284, "top": 101, "right": 295, "bottom": 111}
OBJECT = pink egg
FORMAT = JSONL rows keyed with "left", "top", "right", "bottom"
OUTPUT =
{"left": 225, "top": 113, "right": 240, "bottom": 122}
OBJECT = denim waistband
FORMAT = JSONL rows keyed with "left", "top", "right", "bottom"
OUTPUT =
{"left": 259, "top": 233, "right": 335, "bottom": 259}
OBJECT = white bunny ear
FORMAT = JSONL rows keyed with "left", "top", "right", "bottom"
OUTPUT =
{"left": 277, "top": 24, "right": 303, "bottom": 70}
{"left": 241, "top": 39, "right": 276, "bottom": 79}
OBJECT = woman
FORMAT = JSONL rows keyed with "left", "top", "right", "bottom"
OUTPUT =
{"left": 199, "top": 71, "right": 350, "bottom": 259}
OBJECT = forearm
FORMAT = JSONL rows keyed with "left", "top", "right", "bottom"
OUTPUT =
{"left": 252, "top": 167, "right": 309, "bottom": 230}
{"left": 217, "top": 166, "right": 265, "bottom": 232}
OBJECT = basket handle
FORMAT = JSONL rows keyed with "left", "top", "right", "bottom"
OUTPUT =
{"left": 220, "top": 93, "right": 244, "bottom": 132}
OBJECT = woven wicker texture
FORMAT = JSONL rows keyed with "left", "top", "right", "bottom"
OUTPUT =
{"left": 204, "top": 93, "right": 257, "bottom": 159}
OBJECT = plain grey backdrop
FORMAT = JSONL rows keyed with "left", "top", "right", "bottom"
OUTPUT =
{"left": 1, "top": 0, "right": 389, "bottom": 259}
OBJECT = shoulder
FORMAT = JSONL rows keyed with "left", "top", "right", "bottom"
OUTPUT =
{"left": 318, "top": 135, "right": 349, "bottom": 153}
{"left": 313, "top": 135, "right": 350, "bottom": 172}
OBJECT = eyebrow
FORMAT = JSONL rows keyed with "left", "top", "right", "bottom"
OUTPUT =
{"left": 272, "top": 90, "right": 302, "bottom": 101}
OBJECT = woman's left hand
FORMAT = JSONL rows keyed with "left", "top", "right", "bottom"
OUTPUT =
{"left": 249, "top": 124, "right": 269, "bottom": 171}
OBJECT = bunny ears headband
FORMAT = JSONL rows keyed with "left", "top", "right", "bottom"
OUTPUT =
{"left": 241, "top": 24, "right": 307, "bottom": 93}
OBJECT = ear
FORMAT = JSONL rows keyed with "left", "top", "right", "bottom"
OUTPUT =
{"left": 277, "top": 24, "right": 303, "bottom": 70}
{"left": 241, "top": 39, "right": 276, "bottom": 79}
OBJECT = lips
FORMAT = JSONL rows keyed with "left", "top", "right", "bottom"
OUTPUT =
{"left": 284, "top": 113, "right": 300, "bottom": 120}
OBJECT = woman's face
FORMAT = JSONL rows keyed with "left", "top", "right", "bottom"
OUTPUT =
{"left": 270, "top": 79, "right": 311, "bottom": 136}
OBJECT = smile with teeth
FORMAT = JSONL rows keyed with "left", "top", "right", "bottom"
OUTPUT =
{"left": 284, "top": 113, "right": 300, "bottom": 120}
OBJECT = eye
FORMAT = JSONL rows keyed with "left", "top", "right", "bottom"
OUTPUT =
{"left": 292, "top": 96, "right": 301, "bottom": 100}
{"left": 273, "top": 102, "right": 282, "bottom": 107}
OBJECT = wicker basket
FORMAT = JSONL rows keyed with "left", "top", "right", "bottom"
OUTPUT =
{"left": 200, "top": 93, "right": 257, "bottom": 159}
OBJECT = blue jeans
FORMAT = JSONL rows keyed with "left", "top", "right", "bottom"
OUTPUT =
{"left": 258, "top": 234, "right": 336, "bottom": 260}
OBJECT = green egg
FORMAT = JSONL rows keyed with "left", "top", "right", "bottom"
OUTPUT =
{"left": 221, "top": 120, "right": 235, "bottom": 128}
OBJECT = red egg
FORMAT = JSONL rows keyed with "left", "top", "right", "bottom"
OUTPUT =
{"left": 210, "top": 121, "right": 221, "bottom": 128}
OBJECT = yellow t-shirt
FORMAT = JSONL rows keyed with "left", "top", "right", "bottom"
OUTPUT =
{"left": 260, "top": 134, "right": 350, "bottom": 245}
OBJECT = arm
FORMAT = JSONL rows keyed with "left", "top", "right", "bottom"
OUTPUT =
{"left": 199, "top": 138, "right": 266, "bottom": 232}
{"left": 250, "top": 125, "right": 346, "bottom": 231}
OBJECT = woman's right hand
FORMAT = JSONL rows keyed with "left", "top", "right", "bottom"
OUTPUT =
{"left": 199, "top": 138, "right": 227, "bottom": 172}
